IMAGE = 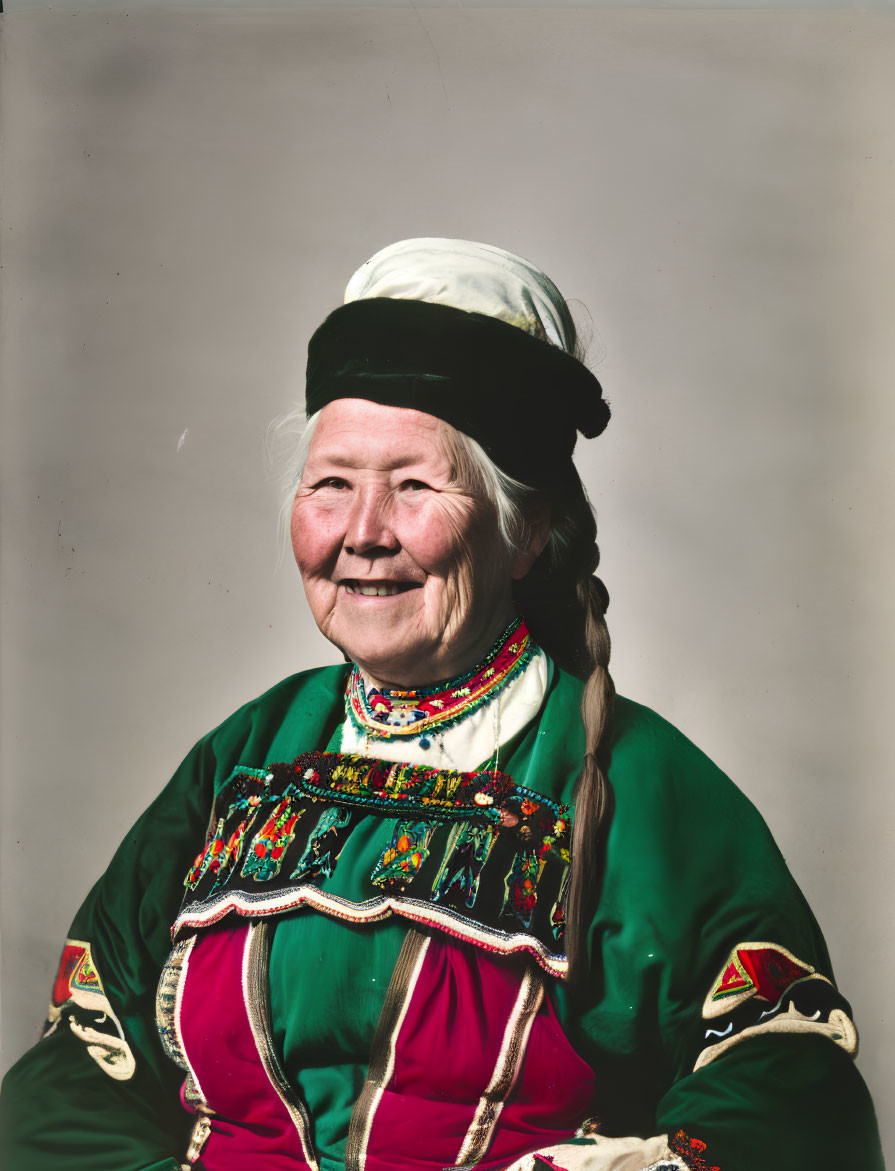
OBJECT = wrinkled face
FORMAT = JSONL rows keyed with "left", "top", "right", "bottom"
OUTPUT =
{"left": 291, "top": 399, "right": 526, "bottom": 688}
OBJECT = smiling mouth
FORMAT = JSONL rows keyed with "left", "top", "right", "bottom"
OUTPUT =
{"left": 342, "top": 580, "right": 422, "bottom": 597}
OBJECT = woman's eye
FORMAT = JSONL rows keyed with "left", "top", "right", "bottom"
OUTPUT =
{"left": 314, "top": 477, "right": 349, "bottom": 490}
{"left": 399, "top": 479, "right": 430, "bottom": 493}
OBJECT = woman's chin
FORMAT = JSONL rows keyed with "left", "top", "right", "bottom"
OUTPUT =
{"left": 341, "top": 631, "right": 449, "bottom": 690}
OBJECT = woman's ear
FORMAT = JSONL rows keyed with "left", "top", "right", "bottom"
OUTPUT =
{"left": 510, "top": 500, "right": 551, "bottom": 580}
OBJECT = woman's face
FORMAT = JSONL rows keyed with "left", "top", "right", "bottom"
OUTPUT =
{"left": 291, "top": 399, "right": 535, "bottom": 689}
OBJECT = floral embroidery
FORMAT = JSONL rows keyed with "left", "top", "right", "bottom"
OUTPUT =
{"left": 194, "top": 813, "right": 255, "bottom": 894}
{"left": 185, "top": 817, "right": 228, "bottom": 890}
{"left": 215, "top": 820, "right": 253, "bottom": 890}
{"left": 290, "top": 806, "right": 354, "bottom": 882}
{"left": 669, "top": 1130, "right": 720, "bottom": 1171}
{"left": 241, "top": 796, "right": 306, "bottom": 882}
{"left": 371, "top": 819, "right": 436, "bottom": 889}
{"left": 211, "top": 805, "right": 265, "bottom": 893}
{"left": 501, "top": 849, "right": 541, "bottom": 928}
{"left": 185, "top": 773, "right": 271, "bottom": 892}
{"left": 432, "top": 822, "right": 497, "bottom": 909}
{"left": 346, "top": 616, "right": 534, "bottom": 741}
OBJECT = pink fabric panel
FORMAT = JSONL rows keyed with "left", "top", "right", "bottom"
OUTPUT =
{"left": 364, "top": 935, "right": 595, "bottom": 1171}
{"left": 364, "top": 936, "right": 512, "bottom": 1171}
{"left": 484, "top": 990, "right": 596, "bottom": 1168}
{"left": 178, "top": 923, "right": 313, "bottom": 1171}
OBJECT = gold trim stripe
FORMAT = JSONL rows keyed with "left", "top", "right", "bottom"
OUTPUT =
{"left": 345, "top": 929, "right": 432, "bottom": 1171}
{"left": 173, "top": 936, "right": 206, "bottom": 1103}
{"left": 454, "top": 964, "right": 545, "bottom": 1168}
{"left": 242, "top": 922, "right": 320, "bottom": 1171}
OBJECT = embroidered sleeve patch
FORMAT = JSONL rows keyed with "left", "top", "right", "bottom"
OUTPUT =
{"left": 43, "top": 939, "right": 136, "bottom": 1081}
{"left": 695, "top": 941, "right": 857, "bottom": 1071}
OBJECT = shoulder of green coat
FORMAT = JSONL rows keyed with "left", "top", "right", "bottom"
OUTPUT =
{"left": 199, "top": 664, "right": 350, "bottom": 796}
{"left": 543, "top": 676, "right": 771, "bottom": 831}
{"left": 610, "top": 694, "right": 772, "bottom": 833}
{"left": 600, "top": 695, "right": 830, "bottom": 978}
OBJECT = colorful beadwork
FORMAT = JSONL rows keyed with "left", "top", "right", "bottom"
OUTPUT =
{"left": 346, "top": 616, "right": 534, "bottom": 740}
{"left": 291, "top": 750, "right": 519, "bottom": 822}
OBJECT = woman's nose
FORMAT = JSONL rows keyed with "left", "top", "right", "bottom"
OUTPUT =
{"left": 344, "top": 487, "right": 399, "bottom": 556}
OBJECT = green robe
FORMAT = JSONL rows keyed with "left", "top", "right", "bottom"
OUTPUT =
{"left": 0, "top": 663, "right": 883, "bottom": 1170}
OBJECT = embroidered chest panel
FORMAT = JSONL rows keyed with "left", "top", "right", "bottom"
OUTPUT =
{"left": 175, "top": 751, "right": 572, "bottom": 976}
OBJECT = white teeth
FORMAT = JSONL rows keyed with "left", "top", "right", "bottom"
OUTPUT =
{"left": 344, "top": 581, "right": 406, "bottom": 597}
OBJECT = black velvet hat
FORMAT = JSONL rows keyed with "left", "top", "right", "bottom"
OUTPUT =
{"left": 305, "top": 297, "right": 608, "bottom": 493}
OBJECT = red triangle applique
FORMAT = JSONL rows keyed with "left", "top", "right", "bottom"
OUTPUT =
{"left": 51, "top": 940, "right": 105, "bottom": 1004}
{"left": 52, "top": 944, "right": 86, "bottom": 1007}
{"left": 711, "top": 955, "right": 754, "bottom": 1001}
{"left": 738, "top": 946, "right": 812, "bottom": 1003}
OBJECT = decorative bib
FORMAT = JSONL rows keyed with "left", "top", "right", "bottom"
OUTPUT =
{"left": 174, "top": 751, "right": 572, "bottom": 977}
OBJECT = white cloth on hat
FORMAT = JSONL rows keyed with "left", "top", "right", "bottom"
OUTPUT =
{"left": 343, "top": 237, "right": 575, "bottom": 352}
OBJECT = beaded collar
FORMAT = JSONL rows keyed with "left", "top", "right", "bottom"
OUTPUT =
{"left": 346, "top": 617, "right": 534, "bottom": 746}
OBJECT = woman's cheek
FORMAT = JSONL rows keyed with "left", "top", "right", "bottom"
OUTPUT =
{"left": 404, "top": 498, "right": 476, "bottom": 569}
{"left": 291, "top": 502, "right": 344, "bottom": 573}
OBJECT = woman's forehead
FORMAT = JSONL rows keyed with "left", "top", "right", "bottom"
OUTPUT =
{"left": 307, "top": 399, "right": 451, "bottom": 470}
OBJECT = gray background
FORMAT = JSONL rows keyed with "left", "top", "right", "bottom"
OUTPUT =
{"left": 2, "top": 4, "right": 893, "bottom": 1159}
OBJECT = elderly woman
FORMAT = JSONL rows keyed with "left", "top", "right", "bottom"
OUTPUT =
{"left": 1, "top": 239, "right": 883, "bottom": 1171}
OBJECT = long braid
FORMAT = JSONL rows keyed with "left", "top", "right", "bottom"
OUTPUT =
{"left": 516, "top": 494, "right": 615, "bottom": 983}
{"left": 565, "top": 577, "right": 615, "bottom": 981}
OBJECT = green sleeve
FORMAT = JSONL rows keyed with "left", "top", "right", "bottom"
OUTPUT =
{"left": 573, "top": 697, "right": 885, "bottom": 1170}
{"left": 0, "top": 735, "right": 218, "bottom": 1170}
{"left": 655, "top": 1035, "right": 882, "bottom": 1170}
{"left": 0, "top": 667, "right": 344, "bottom": 1170}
